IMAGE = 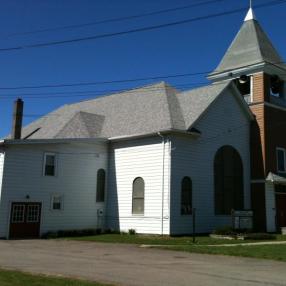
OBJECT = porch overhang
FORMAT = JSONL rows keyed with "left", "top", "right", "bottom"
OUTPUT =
{"left": 266, "top": 172, "right": 286, "bottom": 185}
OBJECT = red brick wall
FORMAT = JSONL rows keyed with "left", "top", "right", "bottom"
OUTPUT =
{"left": 265, "top": 105, "right": 286, "bottom": 174}
{"left": 252, "top": 72, "right": 270, "bottom": 103}
{"left": 249, "top": 72, "right": 286, "bottom": 231}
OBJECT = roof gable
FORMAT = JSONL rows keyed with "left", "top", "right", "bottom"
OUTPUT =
{"left": 176, "top": 82, "right": 229, "bottom": 130}
{"left": 55, "top": 112, "right": 105, "bottom": 139}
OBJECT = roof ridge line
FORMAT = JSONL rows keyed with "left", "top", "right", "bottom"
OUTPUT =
{"left": 164, "top": 83, "right": 186, "bottom": 130}
{"left": 66, "top": 81, "right": 168, "bottom": 106}
{"left": 253, "top": 20, "right": 283, "bottom": 63}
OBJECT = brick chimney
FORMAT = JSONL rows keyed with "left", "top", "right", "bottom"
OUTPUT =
{"left": 11, "top": 98, "right": 24, "bottom": 139}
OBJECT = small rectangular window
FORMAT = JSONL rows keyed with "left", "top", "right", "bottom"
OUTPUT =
{"left": 44, "top": 153, "right": 56, "bottom": 176}
{"left": 51, "top": 195, "right": 63, "bottom": 210}
{"left": 277, "top": 148, "right": 286, "bottom": 173}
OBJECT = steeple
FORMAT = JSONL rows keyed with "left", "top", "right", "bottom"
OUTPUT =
{"left": 244, "top": 8, "right": 256, "bottom": 21}
{"left": 208, "top": 5, "right": 284, "bottom": 80}
{"left": 244, "top": 0, "right": 256, "bottom": 21}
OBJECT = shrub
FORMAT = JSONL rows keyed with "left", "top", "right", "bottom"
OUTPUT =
{"left": 128, "top": 229, "right": 136, "bottom": 235}
{"left": 41, "top": 231, "right": 58, "bottom": 239}
{"left": 243, "top": 233, "right": 277, "bottom": 240}
{"left": 41, "top": 228, "right": 102, "bottom": 239}
{"left": 213, "top": 226, "right": 236, "bottom": 236}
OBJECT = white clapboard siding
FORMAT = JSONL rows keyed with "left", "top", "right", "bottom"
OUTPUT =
{"left": 170, "top": 88, "right": 251, "bottom": 234}
{"left": 107, "top": 137, "right": 170, "bottom": 234}
{"left": 0, "top": 142, "right": 108, "bottom": 238}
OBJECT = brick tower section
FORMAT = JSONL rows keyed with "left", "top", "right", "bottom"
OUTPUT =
{"left": 250, "top": 72, "right": 286, "bottom": 231}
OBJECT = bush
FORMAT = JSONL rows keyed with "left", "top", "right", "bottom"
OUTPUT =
{"left": 213, "top": 226, "right": 236, "bottom": 236}
{"left": 41, "top": 228, "right": 102, "bottom": 239}
{"left": 243, "top": 233, "right": 277, "bottom": 240}
{"left": 41, "top": 231, "right": 58, "bottom": 239}
{"left": 128, "top": 229, "right": 136, "bottom": 235}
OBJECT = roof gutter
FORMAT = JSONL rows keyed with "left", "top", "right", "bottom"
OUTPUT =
{"left": 208, "top": 61, "right": 286, "bottom": 82}
{"left": 0, "top": 130, "right": 201, "bottom": 145}
{"left": 208, "top": 62, "right": 266, "bottom": 81}
{"left": 108, "top": 129, "right": 201, "bottom": 142}
{"left": 0, "top": 138, "right": 108, "bottom": 146}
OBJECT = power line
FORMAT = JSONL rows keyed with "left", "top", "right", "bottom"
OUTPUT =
{"left": 0, "top": 82, "right": 208, "bottom": 100}
{"left": 0, "top": 72, "right": 209, "bottom": 91}
{"left": 0, "top": 0, "right": 285, "bottom": 52}
{"left": 0, "top": 59, "right": 285, "bottom": 93}
{"left": 6, "top": 0, "right": 225, "bottom": 38}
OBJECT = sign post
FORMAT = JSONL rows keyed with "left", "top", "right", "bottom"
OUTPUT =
{"left": 192, "top": 208, "right": 196, "bottom": 243}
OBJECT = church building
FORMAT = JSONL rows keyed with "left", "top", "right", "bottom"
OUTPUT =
{"left": 0, "top": 7, "right": 285, "bottom": 238}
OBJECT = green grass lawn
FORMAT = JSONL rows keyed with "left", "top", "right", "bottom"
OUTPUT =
{"left": 65, "top": 233, "right": 286, "bottom": 246}
{"left": 0, "top": 269, "right": 111, "bottom": 286}
{"left": 162, "top": 244, "right": 286, "bottom": 262}
{"left": 64, "top": 233, "right": 286, "bottom": 262}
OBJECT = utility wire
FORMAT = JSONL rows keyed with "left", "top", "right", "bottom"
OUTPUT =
{"left": 0, "top": 71, "right": 209, "bottom": 91}
{"left": 6, "top": 0, "right": 225, "bottom": 38}
{"left": 0, "top": 60, "right": 285, "bottom": 93}
{"left": 0, "top": 0, "right": 285, "bottom": 52}
{"left": 0, "top": 82, "right": 208, "bottom": 99}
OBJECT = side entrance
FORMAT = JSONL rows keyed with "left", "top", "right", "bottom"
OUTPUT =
{"left": 9, "top": 202, "right": 42, "bottom": 239}
{"left": 275, "top": 185, "right": 286, "bottom": 230}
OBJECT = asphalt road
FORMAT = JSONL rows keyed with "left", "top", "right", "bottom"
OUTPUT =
{"left": 0, "top": 239, "right": 285, "bottom": 286}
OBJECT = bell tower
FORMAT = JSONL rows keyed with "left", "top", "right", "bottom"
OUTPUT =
{"left": 208, "top": 7, "right": 286, "bottom": 232}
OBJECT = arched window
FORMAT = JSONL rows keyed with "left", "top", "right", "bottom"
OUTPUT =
{"left": 132, "top": 177, "right": 145, "bottom": 215}
{"left": 181, "top": 177, "right": 192, "bottom": 215}
{"left": 214, "top": 146, "right": 244, "bottom": 215}
{"left": 96, "top": 169, "right": 106, "bottom": 202}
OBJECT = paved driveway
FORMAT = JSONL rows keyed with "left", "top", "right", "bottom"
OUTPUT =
{"left": 0, "top": 239, "right": 285, "bottom": 286}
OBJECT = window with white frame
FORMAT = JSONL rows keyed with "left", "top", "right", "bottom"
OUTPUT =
{"left": 277, "top": 148, "right": 286, "bottom": 173}
{"left": 132, "top": 177, "right": 144, "bottom": 215}
{"left": 27, "top": 204, "right": 41, "bottom": 223}
{"left": 44, "top": 153, "right": 57, "bottom": 176}
{"left": 11, "top": 204, "right": 25, "bottom": 223}
{"left": 51, "top": 195, "right": 63, "bottom": 210}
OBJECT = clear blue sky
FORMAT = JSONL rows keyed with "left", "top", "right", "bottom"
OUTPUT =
{"left": 0, "top": 0, "right": 285, "bottom": 138}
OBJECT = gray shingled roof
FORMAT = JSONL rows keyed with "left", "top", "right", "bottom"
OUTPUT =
{"left": 16, "top": 81, "right": 231, "bottom": 140}
{"left": 210, "top": 19, "right": 283, "bottom": 75}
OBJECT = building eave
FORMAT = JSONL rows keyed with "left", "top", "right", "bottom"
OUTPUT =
{"left": 0, "top": 138, "right": 108, "bottom": 146}
{"left": 208, "top": 61, "right": 286, "bottom": 82}
{"left": 108, "top": 129, "right": 201, "bottom": 142}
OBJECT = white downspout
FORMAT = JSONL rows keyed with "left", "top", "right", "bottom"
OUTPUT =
{"left": 168, "top": 138, "right": 171, "bottom": 235}
{"left": 158, "top": 132, "right": 165, "bottom": 235}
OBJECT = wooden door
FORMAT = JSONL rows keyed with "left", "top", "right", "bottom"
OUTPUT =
{"left": 276, "top": 194, "right": 286, "bottom": 228}
{"left": 9, "top": 203, "right": 41, "bottom": 239}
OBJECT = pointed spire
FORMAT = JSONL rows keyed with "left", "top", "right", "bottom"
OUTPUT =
{"left": 244, "top": 0, "right": 256, "bottom": 21}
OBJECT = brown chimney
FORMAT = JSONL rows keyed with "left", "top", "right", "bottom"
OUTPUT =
{"left": 11, "top": 98, "right": 24, "bottom": 139}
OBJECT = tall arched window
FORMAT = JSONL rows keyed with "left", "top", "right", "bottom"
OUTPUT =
{"left": 96, "top": 169, "right": 106, "bottom": 202}
{"left": 214, "top": 146, "right": 244, "bottom": 215}
{"left": 181, "top": 177, "right": 192, "bottom": 215}
{"left": 132, "top": 177, "right": 144, "bottom": 215}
